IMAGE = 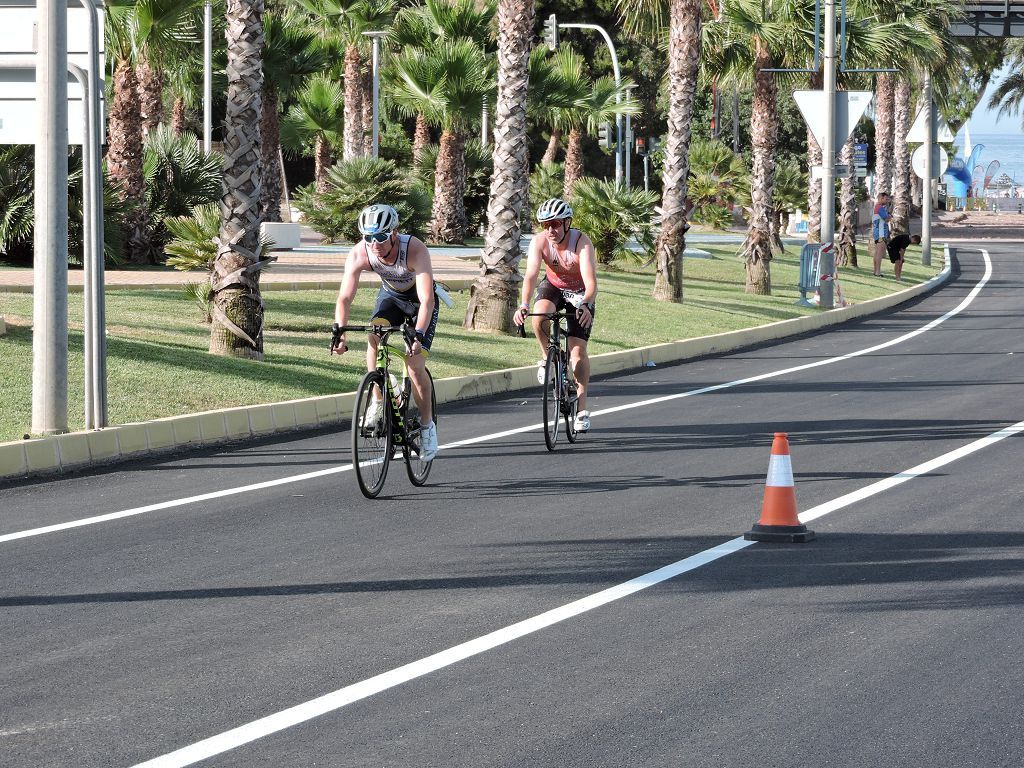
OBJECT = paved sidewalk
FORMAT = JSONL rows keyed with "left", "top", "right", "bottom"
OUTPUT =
{"left": 0, "top": 231, "right": 482, "bottom": 292}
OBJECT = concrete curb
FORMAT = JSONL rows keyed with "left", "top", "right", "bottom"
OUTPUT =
{"left": 0, "top": 252, "right": 951, "bottom": 484}
{"left": 0, "top": 278, "right": 477, "bottom": 295}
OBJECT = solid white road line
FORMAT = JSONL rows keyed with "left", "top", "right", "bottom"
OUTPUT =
{"left": 132, "top": 412, "right": 1024, "bottom": 768}
{"left": 0, "top": 250, "right": 988, "bottom": 546}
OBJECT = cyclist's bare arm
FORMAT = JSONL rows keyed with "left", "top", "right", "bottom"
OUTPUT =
{"left": 514, "top": 237, "right": 544, "bottom": 325}
{"left": 405, "top": 238, "right": 435, "bottom": 356}
{"left": 576, "top": 233, "right": 598, "bottom": 329}
{"left": 333, "top": 245, "right": 369, "bottom": 354}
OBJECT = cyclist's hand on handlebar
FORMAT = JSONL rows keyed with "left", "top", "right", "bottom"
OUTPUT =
{"left": 513, "top": 304, "right": 529, "bottom": 327}
{"left": 576, "top": 303, "right": 594, "bottom": 329}
{"left": 330, "top": 323, "right": 348, "bottom": 355}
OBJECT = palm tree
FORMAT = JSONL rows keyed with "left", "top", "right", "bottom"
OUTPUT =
{"left": 621, "top": 0, "right": 702, "bottom": 301}
{"left": 105, "top": 6, "right": 150, "bottom": 263}
{"left": 706, "top": 0, "right": 808, "bottom": 295}
{"left": 281, "top": 74, "right": 346, "bottom": 192}
{"left": 564, "top": 75, "right": 639, "bottom": 197}
{"left": 391, "top": 0, "right": 496, "bottom": 163}
{"left": 462, "top": 0, "right": 533, "bottom": 331}
{"left": 986, "top": 40, "right": 1024, "bottom": 127}
{"left": 134, "top": 0, "right": 205, "bottom": 136}
{"left": 260, "top": 10, "right": 326, "bottom": 221}
{"left": 387, "top": 39, "right": 494, "bottom": 243}
{"left": 525, "top": 45, "right": 588, "bottom": 168}
{"left": 210, "top": 0, "right": 267, "bottom": 359}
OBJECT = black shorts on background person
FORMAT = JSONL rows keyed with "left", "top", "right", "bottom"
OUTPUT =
{"left": 886, "top": 233, "right": 921, "bottom": 281}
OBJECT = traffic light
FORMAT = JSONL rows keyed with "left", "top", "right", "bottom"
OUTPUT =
{"left": 635, "top": 136, "right": 647, "bottom": 156}
{"left": 597, "top": 122, "right": 612, "bottom": 149}
{"left": 543, "top": 14, "right": 558, "bottom": 51}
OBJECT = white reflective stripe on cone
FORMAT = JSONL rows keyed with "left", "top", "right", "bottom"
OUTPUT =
{"left": 765, "top": 454, "right": 794, "bottom": 487}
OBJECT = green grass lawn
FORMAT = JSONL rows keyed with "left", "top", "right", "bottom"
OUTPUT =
{"left": 0, "top": 241, "right": 942, "bottom": 442}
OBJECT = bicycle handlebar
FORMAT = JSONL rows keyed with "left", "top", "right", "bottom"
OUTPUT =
{"left": 331, "top": 321, "right": 416, "bottom": 354}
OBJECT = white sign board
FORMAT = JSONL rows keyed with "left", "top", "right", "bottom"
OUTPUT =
{"left": 794, "top": 90, "right": 873, "bottom": 158}
{"left": 905, "top": 106, "right": 954, "bottom": 144}
{"left": 0, "top": 5, "right": 105, "bottom": 145}
{"left": 911, "top": 145, "right": 949, "bottom": 179}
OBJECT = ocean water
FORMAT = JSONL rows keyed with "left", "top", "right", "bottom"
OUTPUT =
{"left": 952, "top": 128, "right": 1024, "bottom": 188}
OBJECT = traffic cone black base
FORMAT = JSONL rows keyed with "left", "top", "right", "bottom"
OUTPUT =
{"left": 744, "top": 523, "right": 815, "bottom": 543}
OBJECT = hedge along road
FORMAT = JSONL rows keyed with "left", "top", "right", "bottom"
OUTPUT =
{"left": 1, "top": 244, "right": 1022, "bottom": 768}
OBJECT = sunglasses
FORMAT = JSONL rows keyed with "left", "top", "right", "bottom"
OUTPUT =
{"left": 540, "top": 220, "right": 565, "bottom": 230}
{"left": 363, "top": 232, "right": 391, "bottom": 243}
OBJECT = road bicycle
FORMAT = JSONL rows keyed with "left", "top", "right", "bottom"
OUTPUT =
{"left": 520, "top": 310, "right": 579, "bottom": 451}
{"left": 331, "top": 319, "right": 436, "bottom": 498}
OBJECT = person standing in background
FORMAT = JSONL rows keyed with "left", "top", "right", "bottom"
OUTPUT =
{"left": 871, "top": 192, "right": 891, "bottom": 277}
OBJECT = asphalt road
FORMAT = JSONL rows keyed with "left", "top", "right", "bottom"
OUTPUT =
{"left": 2, "top": 243, "right": 1022, "bottom": 768}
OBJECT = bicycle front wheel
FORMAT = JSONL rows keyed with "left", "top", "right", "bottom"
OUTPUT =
{"left": 542, "top": 349, "right": 560, "bottom": 451}
{"left": 352, "top": 370, "right": 392, "bottom": 498}
{"left": 404, "top": 368, "right": 436, "bottom": 486}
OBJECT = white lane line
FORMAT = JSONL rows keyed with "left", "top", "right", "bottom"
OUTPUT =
{"left": 132, "top": 413, "right": 1024, "bottom": 768}
{"left": 0, "top": 250, "right": 986, "bottom": 545}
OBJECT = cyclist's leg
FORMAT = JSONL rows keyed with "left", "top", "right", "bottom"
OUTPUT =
{"left": 531, "top": 281, "right": 562, "bottom": 355}
{"left": 405, "top": 300, "right": 439, "bottom": 425}
{"left": 568, "top": 336, "right": 590, "bottom": 411}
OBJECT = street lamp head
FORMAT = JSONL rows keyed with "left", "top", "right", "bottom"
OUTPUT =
{"left": 363, "top": 30, "right": 388, "bottom": 39}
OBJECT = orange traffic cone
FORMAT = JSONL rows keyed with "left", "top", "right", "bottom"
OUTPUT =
{"left": 744, "top": 433, "right": 815, "bottom": 543}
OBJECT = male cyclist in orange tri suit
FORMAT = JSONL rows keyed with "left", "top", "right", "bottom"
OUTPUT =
{"left": 513, "top": 198, "right": 598, "bottom": 433}
{"left": 332, "top": 204, "right": 438, "bottom": 461}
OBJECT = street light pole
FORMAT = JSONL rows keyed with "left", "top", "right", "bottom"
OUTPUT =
{"left": 817, "top": 0, "right": 837, "bottom": 310}
{"left": 364, "top": 31, "right": 387, "bottom": 158}
{"left": 33, "top": 0, "right": 69, "bottom": 435}
{"left": 203, "top": 0, "right": 212, "bottom": 154}
{"left": 624, "top": 83, "right": 637, "bottom": 189}
{"left": 559, "top": 22, "right": 622, "bottom": 186}
{"left": 921, "top": 70, "right": 933, "bottom": 266}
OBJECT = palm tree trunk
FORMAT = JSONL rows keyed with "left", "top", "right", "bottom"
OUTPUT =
{"left": 771, "top": 208, "right": 784, "bottom": 253}
{"left": 171, "top": 97, "right": 189, "bottom": 136}
{"left": 874, "top": 73, "right": 895, "bottom": 196}
{"left": 343, "top": 45, "right": 364, "bottom": 161}
{"left": 562, "top": 126, "right": 585, "bottom": 198}
{"left": 743, "top": 44, "right": 777, "bottom": 295}
{"left": 137, "top": 59, "right": 164, "bottom": 137}
{"left": 107, "top": 59, "right": 150, "bottom": 264}
{"left": 542, "top": 128, "right": 561, "bottom": 165}
{"left": 314, "top": 134, "right": 332, "bottom": 193}
{"left": 463, "top": 0, "right": 533, "bottom": 332}
{"left": 210, "top": 0, "right": 266, "bottom": 360}
{"left": 429, "top": 129, "right": 468, "bottom": 243}
{"left": 413, "top": 113, "right": 431, "bottom": 165}
{"left": 653, "top": 0, "right": 702, "bottom": 303}
{"left": 362, "top": 66, "right": 374, "bottom": 156}
{"left": 837, "top": 136, "right": 857, "bottom": 267}
{"left": 890, "top": 77, "right": 912, "bottom": 234}
{"left": 805, "top": 71, "right": 823, "bottom": 243}
{"left": 260, "top": 86, "right": 283, "bottom": 222}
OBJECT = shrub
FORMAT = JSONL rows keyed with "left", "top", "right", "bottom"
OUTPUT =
{"left": 569, "top": 177, "right": 658, "bottom": 266}
{"left": 294, "top": 157, "right": 432, "bottom": 242}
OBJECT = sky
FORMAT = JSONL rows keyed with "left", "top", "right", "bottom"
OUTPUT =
{"left": 965, "top": 66, "right": 1022, "bottom": 135}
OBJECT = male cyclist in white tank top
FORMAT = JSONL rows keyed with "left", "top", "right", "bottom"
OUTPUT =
{"left": 513, "top": 198, "right": 598, "bottom": 432}
{"left": 333, "top": 204, "right": 438, "bottom": 460}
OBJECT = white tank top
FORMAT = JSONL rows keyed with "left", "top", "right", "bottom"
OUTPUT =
{"left": 366, "top": 234, "right": 416, "bottom": 293}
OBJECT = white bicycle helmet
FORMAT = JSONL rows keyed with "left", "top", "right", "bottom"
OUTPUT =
{"left": 536, "top": 198, "right": 573, "bottom": 222}
{"left": 358, "top": 204, "right": 400, "bottom": 235}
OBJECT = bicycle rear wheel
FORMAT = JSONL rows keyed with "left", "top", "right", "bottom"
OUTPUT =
{"left": 403, "top": 368, "right": 436, "bottom": 486}
{"left": 542, "top": 349, "right": 560, "bottom": 451}
{"left": 352, "top": 370, "right": 392, "bottom": 498}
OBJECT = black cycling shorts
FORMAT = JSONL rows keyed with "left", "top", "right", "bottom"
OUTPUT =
{"left": 533, "top": 279, "right": 594, "bottom": 341}
{"left": 371, "top": 286, "right": 439, "bottom": 351}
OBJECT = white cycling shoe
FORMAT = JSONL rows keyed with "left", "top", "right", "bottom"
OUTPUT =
{"left": 536, "top": 360, "right": 546, "bottom": 385}
{"left": 573, "top": 410, "right": 591, "bottom": 433}
{"left": 419, "top": 421, "right": 438, "bottom": 461}
{"left": 361, "top": 398, "right": 383, "bottom": 429}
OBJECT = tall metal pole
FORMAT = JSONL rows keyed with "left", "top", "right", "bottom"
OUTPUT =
{"left": 33, "top": 0, "right": 70, "bottom": 435}
{"left": 560, "top": 23, "right": 622, "bottom": 186}
{"left": 364, "top": 31, "right": 386, "bottom": 158}
{"left": 87, "top": 0, "right": 106, "bottom": 427}
{"left": 69, "top": 63, "right": 95, "bottom": 428}
{"left": 203, "top": 0, "right": 213, "bottom": 153}
{"left": 818, "top": 0, "right": 837, "bottom": 310}
{"left": 921, "top": 70, "right": 933, "bottom": 266}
